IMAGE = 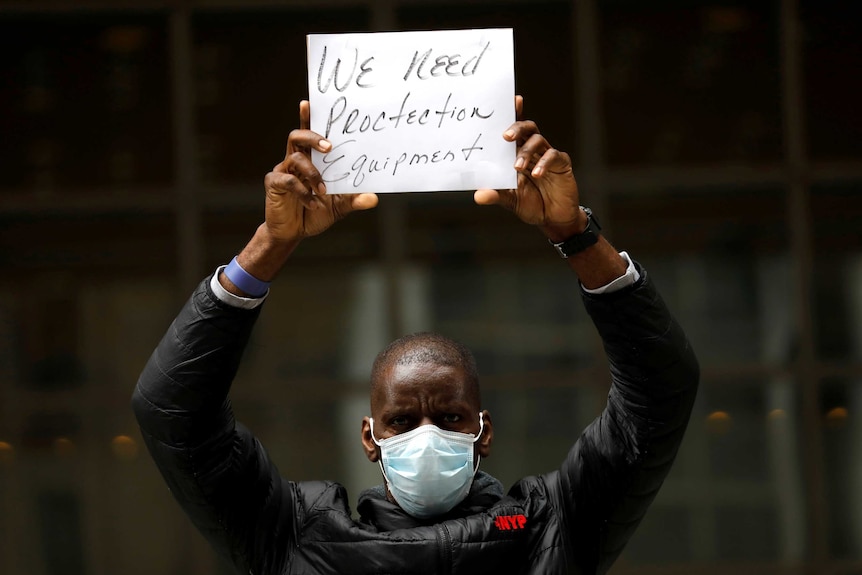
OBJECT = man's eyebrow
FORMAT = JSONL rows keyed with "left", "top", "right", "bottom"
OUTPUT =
{"left": 379, "top": 405, "right": 415, "bottom": 417}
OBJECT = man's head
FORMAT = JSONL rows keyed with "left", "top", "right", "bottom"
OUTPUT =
{"left": 370, "top": 331, "right": 480, "bottom": 412}
{"left": 360, "top": 332, "right": 494, "bottom": 516}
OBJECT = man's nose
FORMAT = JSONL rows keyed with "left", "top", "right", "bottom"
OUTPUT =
{"left": 418, "top": 416, "right": 435, "bottom": 427}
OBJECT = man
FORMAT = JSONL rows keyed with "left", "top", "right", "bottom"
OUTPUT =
{"left": 133, "top": 97, "right": 699, "bottom": 574}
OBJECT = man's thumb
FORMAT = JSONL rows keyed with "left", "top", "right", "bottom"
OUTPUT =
{"left": 351, "top": 193, "right": 379, "bottom": 211}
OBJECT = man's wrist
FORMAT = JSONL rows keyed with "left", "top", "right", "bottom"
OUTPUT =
{"left": 234, "top": 224, "right": 301, "bottom": 281}
{"left": 223, "top": 256, "right": 271, "bottom": 297}
{"left": 540, "top": 208, "right": 590, "bottom": 244}
{"left": 211, "top": 267, "right": 267, "bottom": 309}
{"left": 546, "top": 207, "right": 601, "bottom": 258}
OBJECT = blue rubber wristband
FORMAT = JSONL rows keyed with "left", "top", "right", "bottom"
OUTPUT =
{"left": 223, "top": 256, "right": 270, "bottom": 297}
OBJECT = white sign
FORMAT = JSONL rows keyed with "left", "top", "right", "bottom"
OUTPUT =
{"left": 307, "top": 28, "right": 516, "bottom": 194}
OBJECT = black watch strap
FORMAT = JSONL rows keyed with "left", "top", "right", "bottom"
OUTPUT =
{"left": 549, "top": 207, "right": 602, "bottom": 258}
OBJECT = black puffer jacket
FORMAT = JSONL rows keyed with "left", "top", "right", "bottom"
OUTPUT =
{"left": 132, "top": 264, "right": 698, "bottom": 574}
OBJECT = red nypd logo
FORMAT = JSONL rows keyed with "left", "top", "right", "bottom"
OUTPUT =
{"left": 493, "top": 514, "right": 527, "bottom": 531}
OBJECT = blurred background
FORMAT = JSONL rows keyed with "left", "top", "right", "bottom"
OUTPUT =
{"left": 0, "top": 0, "right": 860, "bottom": 574}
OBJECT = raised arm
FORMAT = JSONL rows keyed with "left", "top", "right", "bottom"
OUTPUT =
{"left": 476, "top": 100, "right": 699, "bottom": 572}
{"left": 132, "top": 274, "right": 278, "bottom": 572}
{"left": 132, "top": 100, "right": 377, "bottom": 573}
{"left": 571, "top": 265, "right": 699, "bottom": 572}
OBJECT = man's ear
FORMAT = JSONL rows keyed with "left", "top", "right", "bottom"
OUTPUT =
{"left": 477, "top": 410, "right": 494, "bottom": 459}
{"left": 361, "top": 417, "right": 379, "bottom": 462}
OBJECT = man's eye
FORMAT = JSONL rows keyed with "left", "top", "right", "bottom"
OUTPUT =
{"left": 442, "top": 414, "right": 461, "bottom": 423}
{"left": 390, "top": 416, "right": 409, "bottom": 426}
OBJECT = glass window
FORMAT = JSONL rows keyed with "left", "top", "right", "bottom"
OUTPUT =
{"left": 599, "top": 1, "right": 781, "bottom": 166}
{"left": 397, "top": 1, "right": 577, "bottom": 161}
{"left": 0, "top": 218, "right": 181, "bottom": 570}
{"left": 203, "top": 204, "right": 381, "bottom": 270}
{"left": 0, "top": 212, "right": 176, "bottom": 273}
{"left": 228, "top": 264, "right": 381, "bottom": 487}
{"left": 3, "top": 2, "right": 861, "bottom": 574}
{"left": 802, "top": 2, "right": 862, "bottom": 161}
{"left": 427, "top": 258, "right": 596, "bottom": 375}
{"left": 405, "top": 191, "right": 541, "bottom": 260}
{"left": 0, "top": 14, "right": 173, "bottom": 192}
{"left": 403, "top": 192, "right": 597, "bottom": 375}
{"left": 82, "top": 276, "right": 189, "bottom": 574}
{"left": 482, "top": 385, "right": 605, "bottom": 488}
{"left": 608, "top": 187, "right": 792, "bottom": 367}
{"left": 1, "top": 212, "right": 176, "bottom": 394}
{"left": 37, "top": 490, "right": 86, "bottom": 575}
{"left": 624, "top": 378, "right": 806, "bottom": 564}
{"left": 820, "top": 379, "right": 862, "bottom": 560}
{"left": 192, "top": 8, "right": 371, "bottom": 185}
{"left": 812, "top": 183, "right": 862, "bottom": 361}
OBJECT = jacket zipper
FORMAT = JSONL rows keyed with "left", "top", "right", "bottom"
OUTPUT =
{"left": 435, "top": 523, "right": 453, "bottom": 575}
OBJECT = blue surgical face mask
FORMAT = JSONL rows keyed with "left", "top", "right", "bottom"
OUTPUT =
{"left": 369, "top": 413, "right": 484, "bottom": 519}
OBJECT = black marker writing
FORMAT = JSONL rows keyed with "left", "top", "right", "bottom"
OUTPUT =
{"left": 461, "top": 133, "right": 483, "bottom": 161}
{"left": 326, "top": 92, "right": 494, "bottom": 137}
{"left": 320, "top": 135, "right": 484, "bottom": 188}
{"left": 403, "top": 41, "right": 491, "bottom": 81}
{"left": 319, "top": 139, "right": 356, "bottom": 182}
{"left": 317, "top": 46, "right": 375, "bottom": 94}
{"left": 434, "top": 93, "right": 493, "bottom": 129}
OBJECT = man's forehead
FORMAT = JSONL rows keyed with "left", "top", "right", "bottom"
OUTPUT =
{"left": 375, "top": 361, "right": 467, "bottom": 390}
{"left": 371, "top": 361, "right": 473, "bottom": 406}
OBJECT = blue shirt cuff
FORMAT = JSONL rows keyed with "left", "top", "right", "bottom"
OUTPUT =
{"left": 210, "top": 265, "right": 268, "bottom": 309}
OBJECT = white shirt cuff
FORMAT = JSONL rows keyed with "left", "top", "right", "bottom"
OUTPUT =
{"left": 210, "top": 265, "right": 268, "bottom": 309}
{"left": 582, "top": 251, "right": 640, "bottom": 295}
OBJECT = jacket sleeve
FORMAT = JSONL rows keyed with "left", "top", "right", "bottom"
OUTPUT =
{"left": 557, "top": 264, "right": 700, "bottom": 573}
{"left": 131, "top": 276, "right": 295, "bottom": 575}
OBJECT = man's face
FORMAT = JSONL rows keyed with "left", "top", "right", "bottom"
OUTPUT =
{"left": 361, "top": 361, "right": 493, "bottom": 464}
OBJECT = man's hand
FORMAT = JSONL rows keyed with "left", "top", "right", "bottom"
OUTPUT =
{"left": 264, "top": 100, "right": 378, "bottom": 242}
{"left": 221, "top": 101, "right": 379, "bottom": 291}
{"left": 474, "top": 96, "right": 627, "bottom": 288}
{"left": 473, "top": 96, "right": 587, "bottom": 242}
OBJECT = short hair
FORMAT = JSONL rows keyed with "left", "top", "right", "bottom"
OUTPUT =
{"left": 370, "top": 332, "right": 480, "bottom": 403}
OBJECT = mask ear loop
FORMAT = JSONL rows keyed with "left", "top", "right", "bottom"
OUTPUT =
{"left": 471, "top": 412, "right": 484, "bottom": 474}
{"left": 368, "top": 418, "right": 392, "bottom": 484}
{"left": 369, "top": 417, "right": 381, "bottom": 445}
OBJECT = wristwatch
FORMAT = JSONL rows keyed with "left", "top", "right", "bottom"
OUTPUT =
{"left": 549, "top": 207, "right": 602, "bottom": 258}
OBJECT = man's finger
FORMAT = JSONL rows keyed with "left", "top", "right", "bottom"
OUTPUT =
{"left": 284, "top": 152, "right": 327, "bottom": 196}
{"left": 286, "top": 129, "right": 331, "bottom": 157}
{"left": 265, "top": 170, "right": 308, "bottom": 195}
{"left": 474, "top": 188, "right": 501, "bottom": 205}
{"left": 515, "top": 95, "right": 524, "bottom": 121}
{"left": 330, "top": 193, "right": 378, "bottom": 220}
{"left": 474, "top": 188, "right": 517, "bottom": 213}
{"left": 265, "top": 171, "right": 323, "bottom": 209}
{"left": 531, "top": 148, "right": 572, "bottom": 179}
{"left": 503, "top": 120, "right": 539, "bottom": 144}
{"left": 515, "top": 133, "right": 550, "bottom": 172}
{"left": 297, "top": 100, "right": 332, "bottom": 152}
{"left": 350, "top": 193, "right": 379, "bottom": 211}
{"left": 300, "top": 100, "right": 310, "bottom": 131}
